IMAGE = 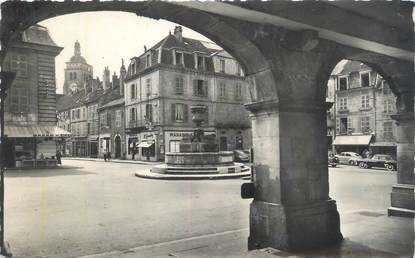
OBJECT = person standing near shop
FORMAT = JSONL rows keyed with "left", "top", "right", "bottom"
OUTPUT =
{"left": 132, "top": 148, "right": 136, "bottom": 160}
{"left": 56, "top": 150, "right": 62, "bottom": 166}
{"left": 107, "top": 151, "right": 111, "bottom": 161}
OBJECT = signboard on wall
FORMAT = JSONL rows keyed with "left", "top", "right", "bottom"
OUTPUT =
{"left": 164, "top": 130, "right": 215, "bottom": 152}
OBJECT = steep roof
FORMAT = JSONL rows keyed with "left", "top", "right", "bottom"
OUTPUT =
{"left": 160, "top": 35, "right": 212, "bottom": 54}
{"left": 22, "top": 24, "right": 58, "bottom": 47}
{"left": 56, "top": 90, "right": 86, "bottom": 111}
{"left": 334, "top": 60, "right": 372, "bottom": 76}
{"left": 99, "top": 97, "right": 124, "bottom": 110}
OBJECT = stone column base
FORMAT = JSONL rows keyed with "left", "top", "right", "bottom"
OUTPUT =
{"left": 248, "top": 199, "right": 343, "bottom": 251}
{"left": 388, "top": 184, "right": 415, "bottom": 218}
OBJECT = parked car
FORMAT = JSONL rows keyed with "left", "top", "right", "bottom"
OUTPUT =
{"left": 384, "top": 160, "right": 397, "bottom": 171}
{"left": 357, "top": 154, "right": 397, "bottom": 170}
{"left": 233, "top": 149, "right": 249, "bottom": 162}
{"left": 328, "top": 154, "right": 338, "bottom": 167}
{"left": 335, "top": 152, "right": 362, "bottom": 165}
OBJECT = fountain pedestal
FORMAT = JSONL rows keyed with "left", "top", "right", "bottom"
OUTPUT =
{"left": 137, "top": 104, "right": 251, "bottom": 180}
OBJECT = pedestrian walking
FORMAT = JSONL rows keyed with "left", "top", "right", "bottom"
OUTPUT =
{"left": 132, "top": 148, "right": 136, "bottom": 160}
{"left": 56, "top": 150, "right": 62, "bottom": 166}
{"left": 107, "top": 151, "right": 111, "bottom": 161}
{"left": 104, "top": 151, "right": 107, "bottom": 162}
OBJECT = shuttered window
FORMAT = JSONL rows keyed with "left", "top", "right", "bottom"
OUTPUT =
{"left": 175, "top": 77, "right": 184, "bottom": 95}
{"left": 193, "top": 79, "right": 208, "bottom": 97}
{"left": 145, "top": 104, "right": 153, "bottom": 123}
{"left": 171, "top": 103, "right": 188, "bottom": 123}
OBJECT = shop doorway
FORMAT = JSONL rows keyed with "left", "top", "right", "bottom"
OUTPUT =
{"left": 115, "top": 136, "right": 121, "bottom": 159}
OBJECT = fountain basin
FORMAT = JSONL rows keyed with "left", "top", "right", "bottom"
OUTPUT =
{"left": 165, "top": 151, "right": 233, "bottom": 166}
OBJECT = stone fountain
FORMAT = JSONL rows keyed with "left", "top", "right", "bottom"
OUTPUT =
{"left": 136, "top": 104, "right": 250, "bottom": 179}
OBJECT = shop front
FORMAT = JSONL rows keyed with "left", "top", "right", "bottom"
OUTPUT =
{"left": 2, "top": 125, "right": 71, "bottom": 168}
{"left": 88, "top": 136, "right": 99, "bottom": 158}
{"left": 138, "top": 132, "right": 158, "bottom": 161}
{"left": 72, "top": 137, "right": 87, "bottom": 157}
{"left": 126, "top": 134, "right": 139, "bottom": 160}
{"left": 370, "top": 142, "right": 397, "bottom": 157}
{"left": 99, "top": 133, "right": 111, "bottom": 158}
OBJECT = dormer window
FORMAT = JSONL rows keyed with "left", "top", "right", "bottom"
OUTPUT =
{"left": 131, "top": 63, "right": 136, "bottom": 75}
{"left": 360, "top": 71, "right": 370, "bottom": 87}
{"left": 197, "top": 55, "right": 205, "bottom": 70}
{"left": 175, "top": 51, "right": 183, "bottom": 66}
{"left": 146, "top": 54, "right": 151, "bottom": 68}
{"left": 338, "top": 76, "right": 348, "bottom": 91}
{"left": 220, "top": 59, "right": 225, "bottom": 73}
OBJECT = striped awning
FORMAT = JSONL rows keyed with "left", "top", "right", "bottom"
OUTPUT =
{"left": 2, "top": 125, "right": 71, "bottom": 138}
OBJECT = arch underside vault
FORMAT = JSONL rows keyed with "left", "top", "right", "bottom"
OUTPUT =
{"left": 0, "top": 0, "right": 413, "bottom": 252}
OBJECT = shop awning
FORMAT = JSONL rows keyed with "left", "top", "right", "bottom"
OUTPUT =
{"left": 333, "top": 135, "right": 373, "bottom": 146}
{"left": 370, "top": 142, "right": 397, "bottom": 147}
{"left": 137, "top": 142, "right": 154, "bottom": 148}
{"left": 2, "top": 125, "right": 71, "bottom": 138}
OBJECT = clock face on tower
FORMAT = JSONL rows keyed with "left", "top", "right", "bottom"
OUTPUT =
{"left": 70, "top": 83, "right": 78, "bottom": 93}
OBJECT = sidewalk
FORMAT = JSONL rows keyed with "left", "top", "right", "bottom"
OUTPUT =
{"left": 62, "top": 157, "right": 163, "bottom": 166}
{"left": 79, "top": 213, "right": 413, "bottom": 258}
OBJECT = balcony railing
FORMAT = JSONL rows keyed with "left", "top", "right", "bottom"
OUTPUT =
{"left": 127, "top": 120, "right": 147, "bottom": 129}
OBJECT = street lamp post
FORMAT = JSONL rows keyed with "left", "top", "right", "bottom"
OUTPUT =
{"left": 0, "top": 71, "right": 16, "bottom": 256}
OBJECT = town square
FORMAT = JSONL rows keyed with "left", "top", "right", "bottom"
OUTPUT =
{"left": 0, "top": 1, "right": 413, "bottom": 257}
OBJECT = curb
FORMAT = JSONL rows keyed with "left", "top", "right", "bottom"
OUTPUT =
{"left": 63, "top": 158, "right": 162, "bottom": 166}
{"left": 135, "top": 170, "right": 251, "bottom": 180}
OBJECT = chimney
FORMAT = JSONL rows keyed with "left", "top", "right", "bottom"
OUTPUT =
{"left": 174, "top": 26, "right": 182, "bottom": 42}
{"left": 144, "top": 45, "right": 147, "bottom": 52}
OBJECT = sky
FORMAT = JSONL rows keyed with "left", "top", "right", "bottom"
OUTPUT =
{"left": 39, "top": 11, "right": 212, "bottom": 94}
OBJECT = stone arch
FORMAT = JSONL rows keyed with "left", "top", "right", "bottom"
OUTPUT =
{"left": 0, "top": 1, "right": 278, "bottom": 100}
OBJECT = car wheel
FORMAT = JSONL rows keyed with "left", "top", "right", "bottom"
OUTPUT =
{"left": 385, "top": 164, "right": 395, "bottom": 172}
{"left": 359, "top": 162, "right": 368, "bottom": 169}
{"left": 349, "top": 160, "right": 355, "bottom": 166}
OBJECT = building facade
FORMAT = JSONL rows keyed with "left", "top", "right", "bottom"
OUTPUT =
{"left": 98, "top": 96, "right": 125, "bottom": 159}
{"left": 330, "top": 60, "right": 405, "bottom": 157}
{"left": 124, "top": 26, "right": 252, "bottom": 161}
{"left": 2, "top": 25, "right": 70, "bottom": 168}
{"left": 57, "top": 46, "right": 126, "bottom": 159}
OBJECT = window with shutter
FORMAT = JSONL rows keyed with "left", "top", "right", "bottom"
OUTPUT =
{"left": 146, "top": 104, "right": 153, "bottom": 123}
{"left": 171, "top": 104, "right": 176, "bottom": 123}
{"left": 203, "top": 81, "right": 208, "bottom": 97}
{"left": 193, "top": 79, "right": 207, "bottom": 97}
{"left": 184, "top": 104, "right": 188, "bottom": 122}
{"left": 219, "top": 82, "right": 226, "bottom": 98}
{"left": 175, "top": 77, "right": 184, "bottom": 95}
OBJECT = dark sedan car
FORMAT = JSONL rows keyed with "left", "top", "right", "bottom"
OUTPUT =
{"left": 357, "top": 154, "right": 396, "bottom": 170}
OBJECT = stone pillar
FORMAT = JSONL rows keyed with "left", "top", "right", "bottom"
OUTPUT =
{"left": 246, "top": 99, "right": 342, "bottom": 251}
{"left": 388, "top": 92, "right": 415, "bottom": 217}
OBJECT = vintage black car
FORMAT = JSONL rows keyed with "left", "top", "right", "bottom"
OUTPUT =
{"left": 357, "top": 154, "right": 397, "bottom": 170}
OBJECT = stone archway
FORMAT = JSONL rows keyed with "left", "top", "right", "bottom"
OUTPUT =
{"left": 0, "top": 1, "right": 413, "bottom": 254}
